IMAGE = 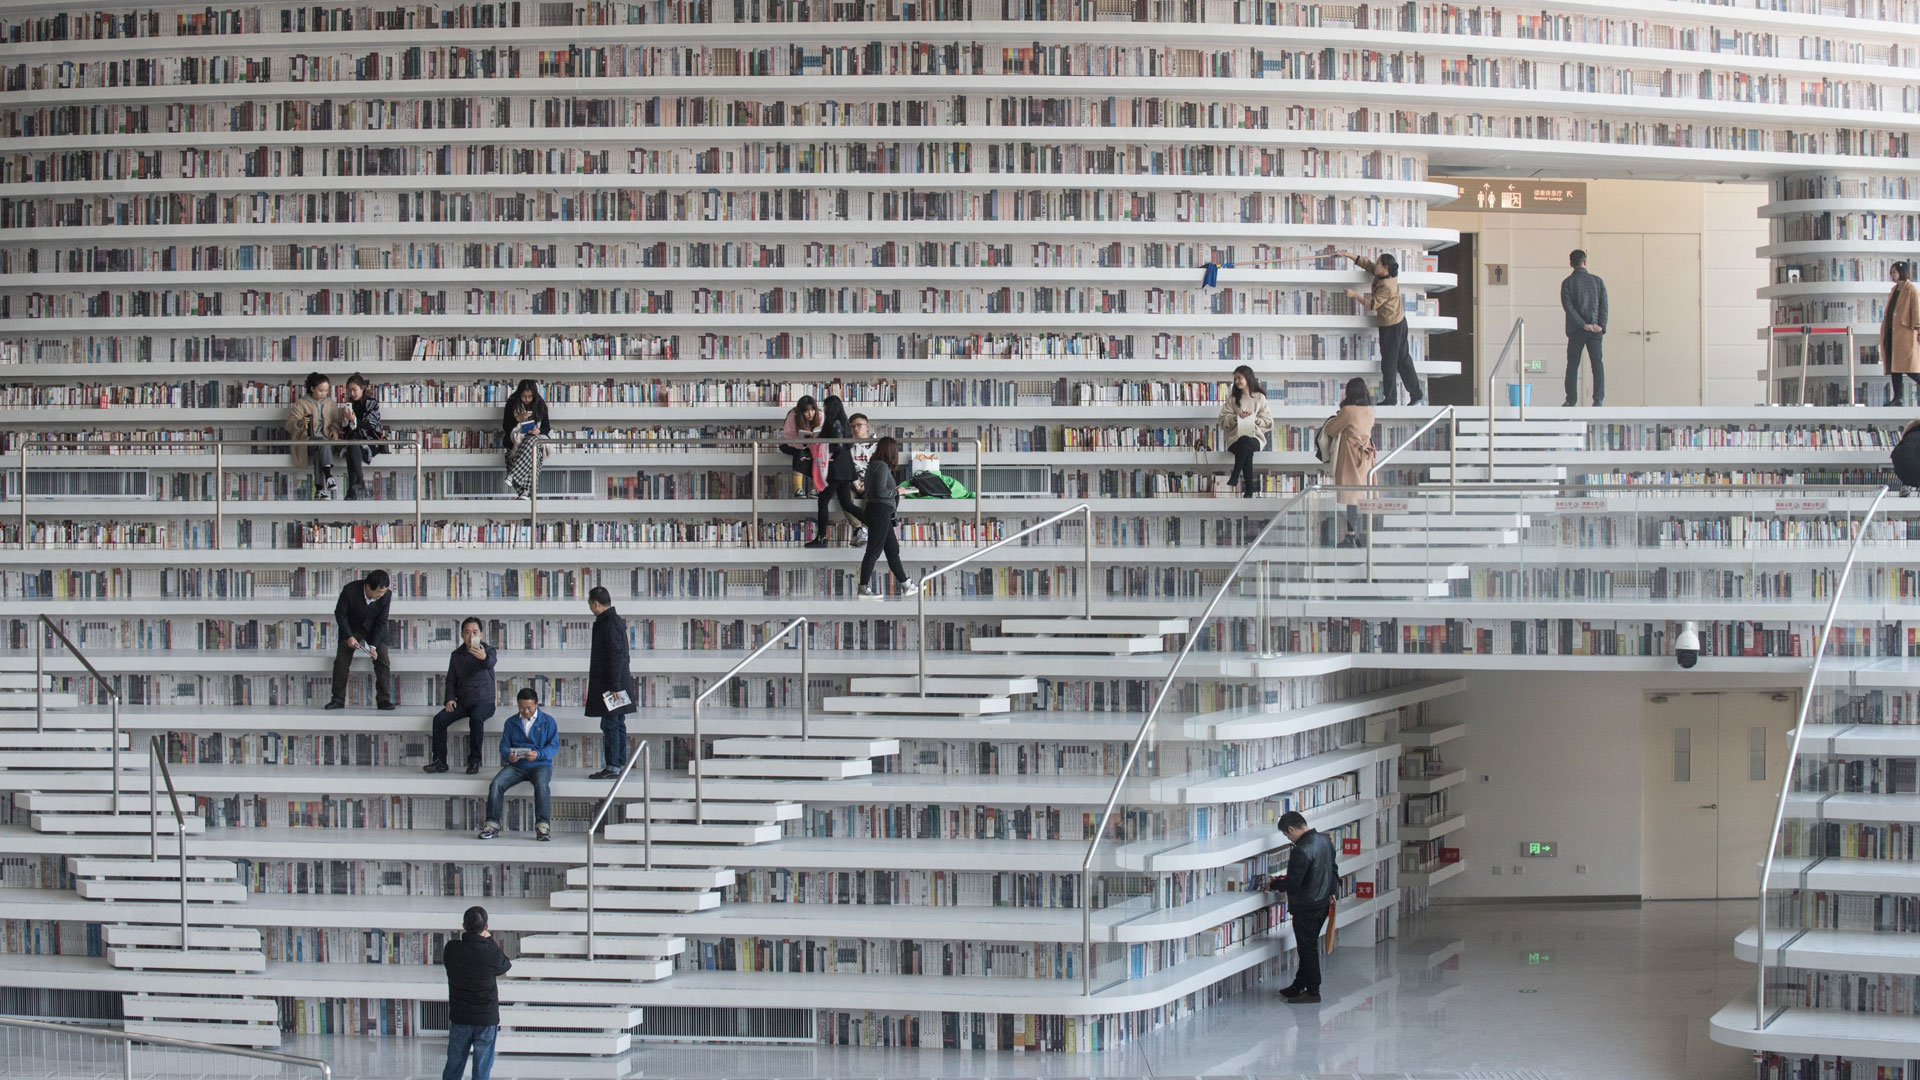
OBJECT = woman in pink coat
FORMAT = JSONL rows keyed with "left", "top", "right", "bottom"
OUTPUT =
{"left": 1323, "top": 378, "right": 1377, "bottom": 547}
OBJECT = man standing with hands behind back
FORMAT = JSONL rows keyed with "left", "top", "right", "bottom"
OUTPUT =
{"left": 326, "top": 569, "right": 394, "bottom": 711}
{"left": 584, "top": 586, "right": 638, "bottom": 781}
{"left": 441, "top": 904, "right": 510, "bottom": 1080}
{"left": 426, "top": 617, "right": 498, "bottom": 775}
{"left": 1561, "top": 249, "right": 1609, "bottom": 407}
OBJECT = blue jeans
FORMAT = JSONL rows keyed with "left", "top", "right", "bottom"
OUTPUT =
{"left": 442, "top": 1022, "right": 496, "bottom": 1080}
{"left": 484, "top": 761, "right": 551, "bottom": 830}
{"left": 601, "top": 711, "right": 629, "bottom": 771}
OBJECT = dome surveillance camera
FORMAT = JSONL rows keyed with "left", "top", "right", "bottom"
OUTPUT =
{"left": 1675, "top": 621, "right": 1701, "bottom": 670}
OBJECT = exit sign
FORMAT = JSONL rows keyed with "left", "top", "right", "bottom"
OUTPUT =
{"left": 1521, "top": 841, "right": 1558, "bottom": 858}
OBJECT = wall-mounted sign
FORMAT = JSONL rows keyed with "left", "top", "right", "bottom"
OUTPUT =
{"left": 1437, "top": 178, "right": 1588, "bottom": 215}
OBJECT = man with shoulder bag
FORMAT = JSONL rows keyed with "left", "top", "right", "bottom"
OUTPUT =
{"left": 1256, "top": 810, "right": 1339, "bottom": 1004}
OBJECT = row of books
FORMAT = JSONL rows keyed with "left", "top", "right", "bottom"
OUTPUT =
{"left": 1780, "top": 820, "right": 1920, "bottom": 861}
{"left": 1289, "top": 617, "right": 1864, "bottom": 659}
{"left": 1770, "top": 890, "right": 1920, "bottom": 933}
{"left": 726, "top": 867, "right": 1084, "bottom": 907}
{"left": 1793, "top": 756, "right": 1920, "bottom": 796}
{"left": 1179, "top": 718, "right": 1363, "bottom": 779}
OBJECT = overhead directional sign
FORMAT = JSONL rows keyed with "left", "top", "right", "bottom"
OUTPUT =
{"left": 1436, "top": 178, "right": 1589, "bottom": 215}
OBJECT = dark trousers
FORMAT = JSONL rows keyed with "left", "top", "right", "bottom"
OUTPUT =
{"left": 430, "top": 702, "right": 495, "bottom": 769}
{"left": 442, "top": 1022, "right": 497, "bottom": 1080}
{"left": 329, "top": 639, "right": 394, "bottom": 707}
{"left": 1290, "top": 904, "right": 1329, "bottom": 991}
{"left": 1377, "top": 320, "right": 1420, "bottom": 405}
{"left": 1565, "top": 331, "right": 1605, "bottom": 405}
{"left": 1890, "top": 373, "right": 1920, "bottom": 405}
{"left": 858, "top": 501, "right": 907, "bottom": 588}
{"left": 1226, "top": 435, "right": 1261, "bottom": 497}
{"left": 816, "top": 480, "right": 861, "bottom": 534}
{"left": 600, "top": 710, "right": 629, "bottom": 771}
{"left": 311, "top": 442, "right": 365, "bottom": 495}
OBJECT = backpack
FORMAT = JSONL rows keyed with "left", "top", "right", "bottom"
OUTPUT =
{"left": 907, "top": 473, "right": 955, "bottom": 499}
{"left": 1313, "top": 418, "right": 1338, "bottom": 465}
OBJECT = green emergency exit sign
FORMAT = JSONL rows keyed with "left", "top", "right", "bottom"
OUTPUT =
{"left": 1522, "top": 841, "right": 1558, "bottom": 857}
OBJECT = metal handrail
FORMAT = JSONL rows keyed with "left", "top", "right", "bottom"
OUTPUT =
{"left": 1365, "top": 404, "right": 1457, "bottom": 579}
{"left": 531, "top": 432, "right": 987, "bottom": 551}
{"left": 1764, "top": 323, "right": 1861, "bottom": 407}
{"left": 1753, "top": 484, "right": 1890, "bottom": 1032}
{"left": 913, "top": 503, "right": 1094, "bottom": 695}
{"left": 17, "top": 436, "right": 423, "bottom": 551}
{"left": 0, "top": 1015, "right": 331, "bottom": 1079}
{"left": 691, "top": 616, "right": 810, "bottom": 823}
{"left": 36, "top": 616, "right": 122, "bottom": 804}
{"left": 147, "top": 736, "right": 191, "bottom": 949}
{"left": 584, "top": 741, "right": 650, "bottom": 958}
{"left": 1077, "top": 486, "right": 1318, "bottom": 995}
{"left": 1480, "top": 317, "right": 1527, "bottom": 470}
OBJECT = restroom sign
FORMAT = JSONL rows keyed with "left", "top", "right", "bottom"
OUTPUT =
{"left": 1436, "top": 178, "right": 1588, "bottom": 215}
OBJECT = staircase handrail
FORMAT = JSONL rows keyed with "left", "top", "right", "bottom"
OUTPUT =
{"left": 1480, "top": 317, "right": 1528, "bottom": 470}
{"left": 1364, "top": 404, "right": 1457, "bottom": 579}
{"left": 1077, "top": 486, "right": 1319, "bottom": 995}
{"left": 36, "top": 615, "right": 122, "bottom": 804}
{"left": 913, "top": 503, "right": 1094, "bottom": 696}
{"left": 0, "top": 1015, "right": 330, "bottom": 1078}
{"left": 147, "top": 736, "right": 193, "bottom": 951}
{"left": 583, "top": 741, "right": 650, "bottom": 958}
{"left": 692, "top": 616, "right": 811, "bottom": 822}
{"left": 1753, "top": 484, "right": 1890, "bottom": 1032}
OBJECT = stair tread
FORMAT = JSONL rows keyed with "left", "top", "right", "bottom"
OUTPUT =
{"left": 107, "top": 947, "right": 266, "bottom": 972}
{"left": 123, "top": 1020, "right": 280, "bottom": 1047}
{"left": 623, "top": 801, "right": 798, "bottom": 824}
{"left": 560, "top": 866, "right": 732, "bottom": 889}
{"left": 518, "top": 934, "right": 686, "bottom": 957}
{"left": 997, "top": 617, "right": 1190, "bottom": 635}
{"left": 821, "top": 695, "right": 1009, "bottom": 715}
{"left": 690, "top": 758, "right": 872, "bottom": 779}
{"left": 70, "top": 858, "right": 238, "bottom": 879}
{"left": 847, "top": 676, "right": 1039, "bottom": 696}
{"left": 969, "top": 636, "right": 1165, "bottom": 654}
{"left": 507, "top": 957, "right": 675, "bottom": 980}
{"left": 710, "top": 736, "right": 898, "bottom": 758}
{"left": 499, "top": 1004, "right": 646, "bottom": 1029}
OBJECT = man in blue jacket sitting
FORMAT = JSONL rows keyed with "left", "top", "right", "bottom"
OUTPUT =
{"left": 478, "top": 688, "right": 557, "bottom": 842}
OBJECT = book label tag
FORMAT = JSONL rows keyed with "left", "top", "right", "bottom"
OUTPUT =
{"left": 1554, "top": 498, "right": 1604, "bottom": 511}
{"left": 1356, "top": 499, "right": 1408, "bottom": 512}
{"left": 1774, "top": 499, "right": 1829, "bottom": 514}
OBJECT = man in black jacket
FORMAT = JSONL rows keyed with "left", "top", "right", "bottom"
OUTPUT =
{"left": 325, "top": 570, "right": 394, "bottom": 710}
{"left": 426, "top": 617, "right": 498, "bottom": 775}
{"left": 1267, "top": 810, "right": 1338, "bottom": 1004}
{"left": 442, "top": 905, "right": 510, "bottom": 1080}
{"left": 583, "top": 586, "right": 638, "bottom": 781}
{"left": 1561, "top": 249, "right": 1609, "bottom": 407}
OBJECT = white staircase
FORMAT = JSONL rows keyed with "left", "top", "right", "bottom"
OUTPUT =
{"left": 1428, "top": 417, "right": 1586, "bottom": 484}
{"left": 968, "top": 617, "right": 1190, "bottom": 656}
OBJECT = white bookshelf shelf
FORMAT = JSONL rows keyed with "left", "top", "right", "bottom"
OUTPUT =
{"left": 1397, "top": 860, "right": 1466, "bottom": 888}
{"left": 1399, "top": 813, "right": 1465, "bottom": 843}
{"left": 1397, "top": 769, "right": 1465, "bottom": 795}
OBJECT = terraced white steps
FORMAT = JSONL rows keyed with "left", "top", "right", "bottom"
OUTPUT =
{"left": 1455, "top": 419, "right": 1588, "bottom": 435}
{"left": 848, "top": 676, "right": 1039, "bottom": 696}
{"left": 1428, "top": 465, "right": 1567, "bottom": 483}
{"left": 1369, "top": 528, "right": 1522, "bottom": 545}
{"left": 107, "top": 946, "right": 266, "bottom": 973}
{"left": 1268, "top": 581, "right": 1451, "bottom": 599}
{"left": 821, "top": 693, "right": 1011, "bottom": 715}
{"left": 77, "top": 879, "right": 245, "bottom": 902}
{"left": 623, "top": 801, "right": 798, "bottom": 824}
{"left": 689, "top": 756, "right": 872, "bottom": 780}
{"left": 0, "top": 730, "right": 128, "bottom": 749}
{"left": 0, "top": 691, "right": 81, "bottom": 710}
{"left": 70, "top": 858, "right": 238, "bottom": 880}
{"left": 2, "top": 750, "right": 119, "bottom": 769}
{"left": 710, "top": 737, "right": 898, "bottom": 759}
{"left": 560, "top": 866, "right": 732, "bottom": 890}
{"left": 547, "top": 888, "right": 720, "bottom": 912}
{"left": 1376, "top": 512, "right": 1531, "bottom": 529}
{"left": 1293, "top": 564, "right": 1468, "bottom": 583}
{"left": 31, "top": 813, "right": 206, "bottom": 834}
{"left": 0, "top": 673, "right": 49, "bottom": 690}
{"left": 517, "top": 934, "right": 686, "bottom": 958}
{"left": 998, "top": 617, "right": 1190, "bottom": 637}
{"left": 102, "top": 925, "right": 261, "bottom": 950}
{"left": 970, "top": 635, "right": 1166, "bottom": 655}
{"left": 602, "top": 821, "right": 782, "bottom": 845}
{"left": 123, "top": 1019, "right": 281, "bottom": 1048}
{"left": 20, "top": 793, "right": 171, "bottom": 813}
{"left": 509, "top": 957, "right": 676, "bottom": 983}
{"left": 500, "top": 1004, "right": 646, "bottom": 1030}
{"left": 499, "top": 1030, "right": 633, "bottom": 1056}
{"left": 121, "top": 994, "right": 280, "bottom": 1025}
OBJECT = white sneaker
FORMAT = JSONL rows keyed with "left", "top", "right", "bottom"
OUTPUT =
{"left": 322, "top": 477, "right": 340, "bottom": 500}
{"left": 897, "top": 578, "right": 918, "bottom": 595}
{"left": 857, "top": 585, "right": 882, "bottom": 600}
{"left": 851, "top": 527, "right": 868, "bottom": 547}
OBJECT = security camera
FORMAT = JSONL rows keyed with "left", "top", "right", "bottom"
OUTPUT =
{"left": 1675, "top": 621, "right": 1701, "bottom": 670}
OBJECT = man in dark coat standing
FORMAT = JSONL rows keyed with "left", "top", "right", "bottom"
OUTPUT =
{"left": 326, "top": 569, "right": 394, "bottom": 710}
{"left": 584, "top": 586, "right": 638, "bottom": 780}
{"left": 442, "top": 905, "right": 511, "bottom": 1080}
{"left": 1561, "top": 249, "right": 1609, "bottom": 407}
{"left": 1264, "top": 810, "right": 1338, "bottom": 1004}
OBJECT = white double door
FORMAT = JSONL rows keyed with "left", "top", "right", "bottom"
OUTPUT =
{"left": 1578, "top": 233, "right": 1703, "bottom": 407}
{"left": 1641, "top": 690, "right": 1796, "bottom": 900}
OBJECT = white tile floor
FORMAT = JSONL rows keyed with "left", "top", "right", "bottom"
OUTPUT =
{"left": 0, "top": 900, "right": 1759, "bottom": 1080}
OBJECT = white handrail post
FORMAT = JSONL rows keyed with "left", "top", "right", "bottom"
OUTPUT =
{"left": 1765, "top": 329, "right": 1778, "bottom": 406}
{"left": 799, "top": 625, "right": 811, "bottom": 742}
{"left": 1081, "top": 505, "right": 1093, "bottom": 621}
{"left": 527, "top": 442, "right": 539, "bottom": 550}
{"left": 414, "top": 433, "right": 425, "bottom": 548}
{"left": 18, "top": 442, "right": 28, "bottom": 551}
{"left": 149, "top": 744, "right": 158, "bottom": 859}
{"left": 749, "top": 442, "right": 760, "bottom": 549}
{"left": 586, "top": 826, "right": 597, "bottom": 957}
{"left": 34, "top": 630, "right": 42, "bottom": 733}
{"left": 111, "top": 694, "right": 120, "bottom": 806}
{"left": 641, "top": 741, "right": 652, "bottom": 870}
{"left": 692, "top": 689, "right": 704, "bottom": 824}
{"left": 1846, "top": 327, "right": 1858, "bottom": 406}
{"left": 1448, "top": 410, "right": 1458, "bottom": 513}
{"left": 1080, "top": 865, "right": 1093, "bottom": 996}
{"left": 916, "top": 582, "right": 928, "bottom": 697}
{"left": 177, "top": 817, "right": 188, "bottom": 948}
{"left": 213, "top": 443, "right": 224, "bottom": 551}
{"left": 1798, "top": 327, "right": 1812, "bottom": 406}
{"left": 1517, "top": 321, "right": 1528, "bottom": 420}
{"left": 1256, "top": 560, "right": 1271, "bottom": 657}
{"left": 975, "top": 434, "right": 984, "bottom": 545}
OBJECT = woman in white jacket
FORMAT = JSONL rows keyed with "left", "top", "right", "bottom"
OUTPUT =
{"left": 1218, "top": 365, "right": 1274, "bottom": 498}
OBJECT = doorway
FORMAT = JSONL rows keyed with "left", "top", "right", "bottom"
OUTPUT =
{"left": 1430, "top": 233, "right": 1477, "bottom": 406}
{"left": 1579, "top": 233, "right": 1703, "bottom": 407}
{"left": 1641, "top": 690, "right": 1796, "bottom": 900}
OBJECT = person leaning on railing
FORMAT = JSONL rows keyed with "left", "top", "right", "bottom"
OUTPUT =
{"left": 284, "top": 371, "right": 355, "bottom": 500}
{"left": 779, "top": 395, "right": 824, "bottom": 496}
{"left": 808, "top": 390, "right": 864, "bottom": 548}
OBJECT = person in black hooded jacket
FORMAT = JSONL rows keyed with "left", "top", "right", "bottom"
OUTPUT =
{"left": 441, "top": 905, "right": 511, "bottom": 1080}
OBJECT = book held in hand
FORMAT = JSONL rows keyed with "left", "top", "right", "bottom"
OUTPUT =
{"left": 602, "top": 690, "right": 632, "bottom": 712}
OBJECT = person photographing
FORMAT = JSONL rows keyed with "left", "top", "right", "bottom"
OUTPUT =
{"left": 426, "top": 617, "right": 498, "bottom": 775}
{"left": 441, "top": 904, "right": 510, "bottom": 1080}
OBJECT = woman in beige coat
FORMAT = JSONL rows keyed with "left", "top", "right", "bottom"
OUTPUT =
{"left": 1323, "top": 378, "right": 1377, "bottom": 547}
{"left": 284, "top": 371, "right": 351, "bottom": 499}
{"left": 1217, "top": 365, "right": 1274, "bottom": 497}
{"left": 1884, "top": 260, "right": 1920, "bottom": 405}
